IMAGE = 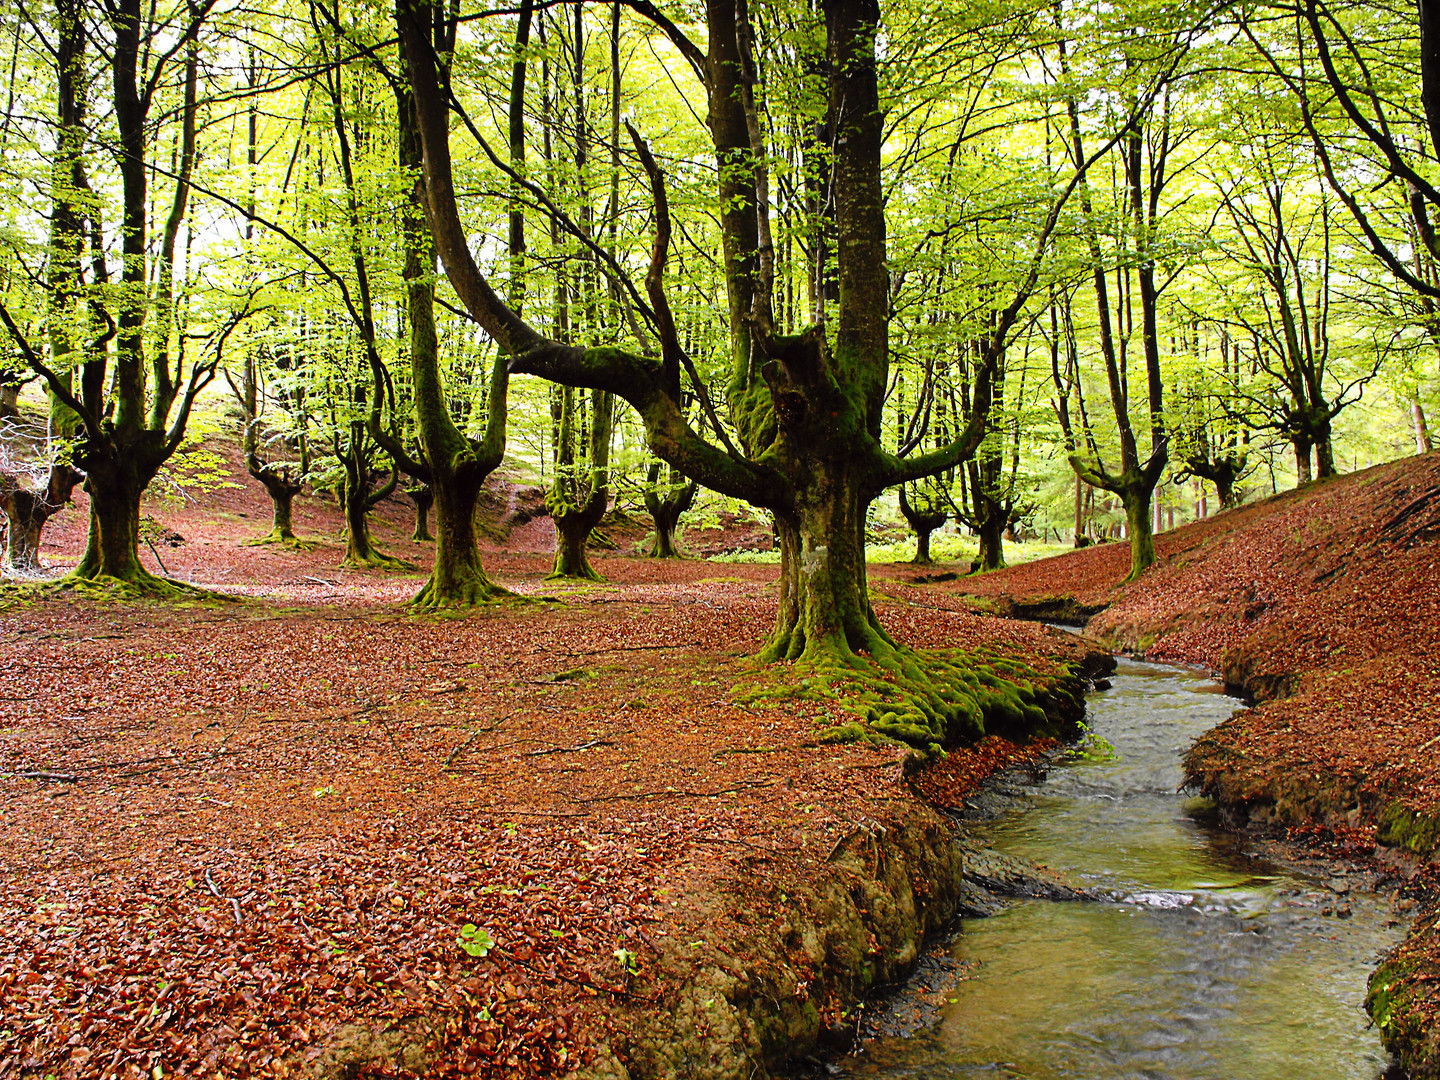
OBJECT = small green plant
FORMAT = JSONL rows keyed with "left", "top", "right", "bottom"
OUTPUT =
{"left": 613, "top": 946, "right": 640, "bottom": 975}
{"left": 458, "top": 923, "right": 495, "bottom": 957}
{"left": 1070, "top": 728, "right": 1119, "bottom": 762}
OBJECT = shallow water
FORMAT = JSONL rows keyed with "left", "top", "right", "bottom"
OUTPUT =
{"left": 844, "top": 659, "right": 1402, "bottom": 1080}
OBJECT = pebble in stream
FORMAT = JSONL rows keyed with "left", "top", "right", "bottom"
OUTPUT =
{"left": 834, "top": 659, "right": 1405, "bottom": 1080}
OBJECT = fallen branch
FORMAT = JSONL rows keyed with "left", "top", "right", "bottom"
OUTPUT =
{"left": 443, "top": 716, "right": 510, "bottom": 770}
{"left": 525, "top": 738, "right": 619, "bottom": 758}
{"left": 14, "top": 770, "right": 79, "bottom": 782}
{"left": 575, "top": 778, "right": 777, "bottom": 803}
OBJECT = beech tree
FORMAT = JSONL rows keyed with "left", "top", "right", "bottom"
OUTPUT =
{"left": 397, "top": 0, "right": 1165, "bottom": 745}
{"left": 0, "top": 0, "right": 245, "bottom": 592}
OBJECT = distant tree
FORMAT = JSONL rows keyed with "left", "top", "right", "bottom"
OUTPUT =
{"left": 643, "top": 460, "right": 696, "bottom": 558}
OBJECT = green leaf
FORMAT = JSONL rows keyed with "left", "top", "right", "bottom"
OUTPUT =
{"left": 458, "top": 923, "right": 495, "bottom": 958}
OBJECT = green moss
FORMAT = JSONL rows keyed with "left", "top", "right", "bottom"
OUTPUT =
{"left": 1376, "top": 802, "right": 1440, "bottom": 855}
{"left": 740, "top": 648, "right": 1089, "bottom": 750}
{"left": 1366, "top": 953, "right": 1440, "bottom": 1078}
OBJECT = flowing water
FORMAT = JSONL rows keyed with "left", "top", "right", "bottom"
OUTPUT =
{"left": 843, "top": 659, "right": 1403, "bottom": 1080}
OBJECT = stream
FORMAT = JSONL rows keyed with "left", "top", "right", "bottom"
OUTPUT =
{"left": 842, "top": 659, "right": 1404, "bottom": 1080}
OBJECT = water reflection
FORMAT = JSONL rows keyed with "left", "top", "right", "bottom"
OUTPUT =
{"left": 843, "top": 660, "right": 1401, "bottom": 1080}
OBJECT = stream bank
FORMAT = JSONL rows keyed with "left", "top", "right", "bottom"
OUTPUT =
{"left": 933, "top": 453, "right": 1440, "bottom": 1077}
{"left": 576, "top": 650, "right": 1116, "bottom": 1080}
{"left": 829, "top": 659, "right": 1406, "bottom": 1079}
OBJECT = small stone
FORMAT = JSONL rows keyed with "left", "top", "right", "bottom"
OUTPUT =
{"left": 1336, "top": 902, "right": 1353, "bottom": 919}
{"left": 1321, "top": 906, "right": 1335, "bottom": 917}
{"left": 1328, "top": 877, "right": 1351, "bottom": 895}
{"left": 1397, "top": 897, "right": 1418, "bottom": 913}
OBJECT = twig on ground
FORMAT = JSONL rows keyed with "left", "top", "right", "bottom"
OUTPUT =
{"left": 575, "top": 778, "right": 777, "bottom": 803}
{"left": 205, "top": 867, "right": 243, "bottom": 925}
{"left": 443, "top": 716, "right": 510, "bottom": 770}
{"left": 15, "top": 770, "right": 79, "bottom": 782}
{"left": 525, "top": 738, "right": 619, "bottom": 757}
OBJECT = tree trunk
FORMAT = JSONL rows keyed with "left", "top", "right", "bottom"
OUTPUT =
{"left": 913, "top": 525, "right": 935, "bottom": 565}
{"left": 974, "top": 510, "right": 1006, "bottom": 572}
{"left": 341, "top": 463, "right": 383, "bottom": 568}
{"left": 550, "top": 490, "right": 607, "bottom": 581}
{"left": 648, "top": 511, "right": 683, "bottom": 558}
{"left": 1122, "top": 485, "right": 1156, "bottom": 582}
{"left": 74, "top": 467, "right": 155, "bottom": 585}
{"left": 270, "top": 484, "right": 296, "bottom": 540}
{"left": 409, "top": 485, "right": 434, "bottom": 542}
{"left": 248, "top": 470, "right": 302, "bottom": 543}
{"left": 1413, "top": 392, "right": 1433, "bottom": 454}
{"left": 2, "top": 492, "right": 45, "bottom": 571}
{"left": 1294, "top": 437, "right": 1314, "bottom": 484}
{"left": 897, "top": 486, "right": 945, "bottom": 565}
{"left": 1214, "top": 472, "right": 1236, "bottom": 511}
{"left": 762, "top": 466, "right": 885, "bottom": 663}
{"left": 412, "top": 474, "right": 503, "bottom": 607}
{"left": 0, "top": 385, "right": 17, "bottom": 418}
{"left": 643, "top": 462, "right": 696, "bottom": 558}
{"left": 1314, "top": 434, "right": 1337, "bottom": 479}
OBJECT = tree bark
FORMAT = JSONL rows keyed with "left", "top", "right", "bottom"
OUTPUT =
{"left": 1414, "top": 391, "right": 1434, "bottom": 454}
{"left": 974, "top": 511, "right": 1006, "bottom": 573}
{"left": 1294, "top": 436, "right": 1314, "bottom": 485}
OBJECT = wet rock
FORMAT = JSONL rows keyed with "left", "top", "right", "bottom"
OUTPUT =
{"left": 956, "top": 845, "right": 1091, "bottom": 902}
{"left": 1329, "top": 876, "right": 1352, "bottom": 896}
{"left": 1337, "top": 902, "right": 1353, "bottom": 919}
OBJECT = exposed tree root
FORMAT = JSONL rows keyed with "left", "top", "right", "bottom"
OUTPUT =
{"left": 244, "top": 530, "right": 317, "bottom": 551}
{"left": 341, "top": 550, "right": 417, "bottom": 573}
{"left": 45, "top": 569, "right": 229, "bottom": 603}
{"left": 409, "top": 573, "right": 518, "bottom": 613}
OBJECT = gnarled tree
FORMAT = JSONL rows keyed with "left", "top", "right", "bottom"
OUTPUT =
{"left": 398, "top": 0, "right": 1155, "bottom": 746}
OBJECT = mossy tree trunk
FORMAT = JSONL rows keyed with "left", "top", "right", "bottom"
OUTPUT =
{"left": 644, "top": 460, "right": 696, "bottom": 558}
{"left": 400, "top": 0, "right": 1088, "bottom": 745}
{"left": 547, "top": 385, "right": 612, "bottom": 581}
{"left": 974, "top": 511, "right": 1007, "bottom": 572}
{"left": 381, "top": 12, "right": 523, "bottom": 609}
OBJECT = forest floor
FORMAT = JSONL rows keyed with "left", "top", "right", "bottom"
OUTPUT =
{"left": 0, "top": 454, "right": 1096, "bottom": 1079}
{"left": 950, "top": 450, "right": 1440, "bottom": 1075}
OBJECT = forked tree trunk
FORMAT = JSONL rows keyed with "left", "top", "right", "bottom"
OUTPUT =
{"left": 550, "top": 493, "right": 606, "bottom": 580}
{"left": 644, "top": 462, "right": 696, "bottom": 558}
{"left": 253, "top": 471, "right": 301, "bottom": 542}
{"left": 897, "top": 487, "right": 945, "bottom": 565}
